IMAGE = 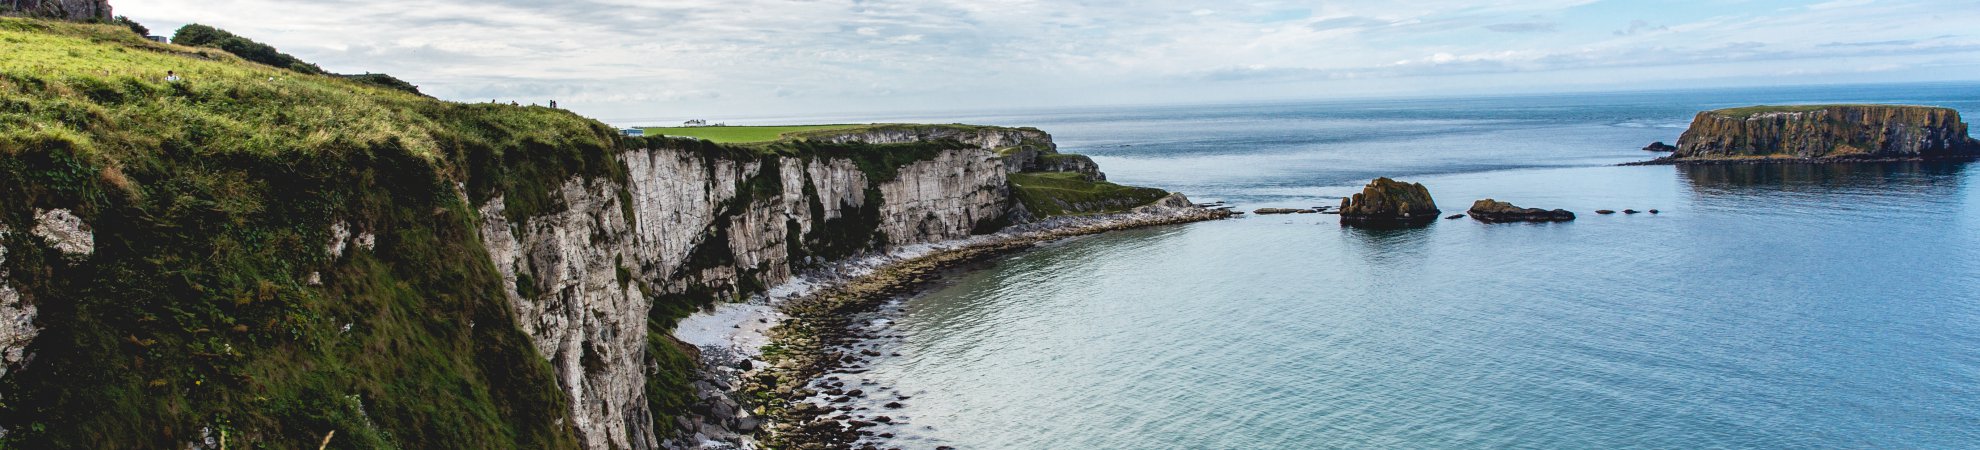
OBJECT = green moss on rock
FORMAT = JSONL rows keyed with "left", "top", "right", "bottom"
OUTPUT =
{"left": 1009, "top": 172, "right": 1168, "bottom": 218}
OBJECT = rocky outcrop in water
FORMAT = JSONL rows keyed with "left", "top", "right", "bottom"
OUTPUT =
{"left": 0, "top": 0, "right": 111, "bottom": 21}
{"left": 1338, "top": 178, "right": 1440, "bottom": 227}
{"left": 1643, "top": 142, "right": 1677, "bottom": 152}
{"left": 1467, "top": 199, "right": 1575, "bottom": 223}
{"left": 1667, "top": 105, "right": 1980, "bottom": 162}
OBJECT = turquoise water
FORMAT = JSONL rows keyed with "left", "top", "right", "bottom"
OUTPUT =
{"left": 819, "top": 84, "right": 1980, "bottom": 448}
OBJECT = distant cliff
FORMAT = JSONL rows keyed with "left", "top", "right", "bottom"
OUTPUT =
{"left": 0, "top": 0, "right": 110, "bottom": 21}
{"left": 1670, "top": 105, "right": 1980, "bottom": 162}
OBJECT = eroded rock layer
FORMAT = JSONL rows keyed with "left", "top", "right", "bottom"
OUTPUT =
{"left": 1673, "top": 105, "right": 1980, "bottom": 161}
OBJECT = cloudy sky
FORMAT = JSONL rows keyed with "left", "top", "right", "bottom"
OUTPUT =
{"left": 119, "top": 0, "right": 1980, "bottom": 125}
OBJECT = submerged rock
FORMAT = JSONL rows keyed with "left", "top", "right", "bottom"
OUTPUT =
{"left": 1338, "top": 178, "right": 1440, "bottom": 227}
{"left": 1253, "top": 208, "right": 1315, "bottom": 215}
{"left": 1596, "top": 210, "right": 1616, "bottom": 215}
{"left": 1467, "top": 199, "right": 1575, "bottom": 223}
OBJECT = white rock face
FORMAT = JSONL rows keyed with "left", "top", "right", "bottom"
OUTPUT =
{"left": 32, "top": 209, "right": 92, "bottom": 256}
{"left": 476, "top": 143, "right": 1011, "bottom": 450}
{"left": 876, "top": 149, "right": 1008, "bottom": 246}
{"left": 0, "top": 228, "right": 35, "bottom": 380}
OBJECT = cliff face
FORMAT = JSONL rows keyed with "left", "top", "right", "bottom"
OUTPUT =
{"left": 1674, "top": 105, "right": 1980, "bottom": 160}
{"left": 0, "top": 17, "right": 1192, "bottom": 450}
{"left": 475, "top": 142, "right": 1011, "bottom": 449}
{"left": 0, "top": 0, "right": 111, "bottom": 21}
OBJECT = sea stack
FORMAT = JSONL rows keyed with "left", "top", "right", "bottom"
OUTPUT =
{"left": 1339, "top": 178, "right": 1440, "bottom": 227}
{"left": 1467, "top": 199, "right": 1575, "bottom": 223}
{"left": 1668, "top": 105, "right": 1980, "bottom": 162}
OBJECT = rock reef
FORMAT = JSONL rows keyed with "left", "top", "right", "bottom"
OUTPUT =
{"left": 1467, "top": 199, "right": 1575, "bottom": 223}
{"left": 1338, "top": 178, "right": 1440, "bottom": 227}
{"left": 1661, "top": 105, "right": 1980, "bottom": 162}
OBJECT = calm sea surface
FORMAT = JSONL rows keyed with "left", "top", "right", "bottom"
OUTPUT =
{"left": 782, "top": 84, "right": 1980, "bottom": 449}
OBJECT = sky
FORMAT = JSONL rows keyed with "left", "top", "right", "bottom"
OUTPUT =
{"left": 117, "top": 0, "right": 1980, "bottom": 125}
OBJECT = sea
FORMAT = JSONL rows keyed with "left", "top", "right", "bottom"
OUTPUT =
{"left": 748, "top": 83, "right": 1980, "bottom": 449}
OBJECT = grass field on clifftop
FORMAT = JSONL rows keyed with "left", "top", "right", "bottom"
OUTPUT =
{"left": 1708, "top": 104, "right": 1896, "bottom": 118}
{"left": 642, "top": 125, "right": 862, "bottom": 143}
{"left": 1009, "top": 172, "right": 1170, "bottom": 217}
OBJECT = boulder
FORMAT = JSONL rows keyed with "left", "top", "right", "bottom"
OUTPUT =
{"left": 1466, "top": 199, "right": 1574, "bottom": 223}
{"left": 1643, "top": 141, "right": 1678, "bottom": 152}
{"left": 1338, "top": 178, "right": 1440, "bottom": 227}
{"left": 0, "top": 0, "right": 111, "bottom": 21}
{"left": 1595, "top": 210, "right": 1616, "bottom": 215}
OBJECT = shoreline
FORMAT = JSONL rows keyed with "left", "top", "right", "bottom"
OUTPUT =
{"left": 1619, "top": 154, "right": 1980, "bottom": 166}
{"left": 668, "top": 194, "right": 1233, "bottom": 449}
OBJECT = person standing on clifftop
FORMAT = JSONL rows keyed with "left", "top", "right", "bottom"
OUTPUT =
{"left": 165, "top": 70, "right": 181, "bottom": 83}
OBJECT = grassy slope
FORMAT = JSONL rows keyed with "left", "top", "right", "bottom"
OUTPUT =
{"left": 0, "top": 17, "right": 610, "bottom": 449}
{"left": 1008, "top": 172, "right": 1169, "bottom": 217}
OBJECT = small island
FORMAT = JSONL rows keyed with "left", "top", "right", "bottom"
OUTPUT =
{"left": 1642, "top": 105, "right": 1980, "bottom": 164}
{"left": 1339, "top": 178, "right": 1440, "bottom": 227}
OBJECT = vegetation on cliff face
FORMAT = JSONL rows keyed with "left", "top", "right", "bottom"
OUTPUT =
{"left": 1673, "top": 105, "right": 1980, "bottom": 161}
{"left": 1009, "top": 172, "right": 1169, "bottom": 218}
{"left": 0, "top": 17, "right": 608, "bottom": 449}
{"left": 0, "top": 15, "right": 1187, "bottom": 449}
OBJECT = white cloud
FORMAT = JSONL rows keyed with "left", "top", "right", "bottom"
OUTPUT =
{"left": 109, "top": 0, "right": 1980, "bottom": 123}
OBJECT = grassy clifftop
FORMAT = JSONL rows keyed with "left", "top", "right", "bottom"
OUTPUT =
{"left": 0, "top": 17, "right": 611, "bottom": 449}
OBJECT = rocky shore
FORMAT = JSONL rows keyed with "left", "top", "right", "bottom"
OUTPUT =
{"left": 666, "top": 194, "right": 1231, "bottom": 449}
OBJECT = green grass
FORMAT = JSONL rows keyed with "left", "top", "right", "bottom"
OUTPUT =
{"left": 641, "top": 123, "right": 1039, "bottom": 145}
{"left": 1008, "top": 172, "right": 1169, "bottom": 218}
{"left": 640, "top": 125, "right": 864, "bottom": 143}
{"left": 0, "top": 17, "right": 603, "bottom": 449}
{"left": 1708, "top": 104, "right": 1922, "bottom": 118}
